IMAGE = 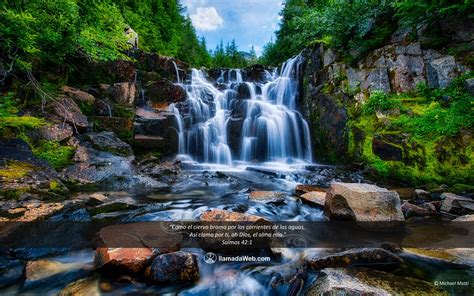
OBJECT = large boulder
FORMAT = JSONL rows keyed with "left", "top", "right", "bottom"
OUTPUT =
{"left": 146, "top": 251, "right": 199, "bottom": 284}
{"left": 294, "top": 184, "right": 326, "bottom": 196}
{"left": 307, "top": 248, "right": 403, "bottom": 271}
{"left": 324, "top": 183, "right": 405, "bottom": 222}
{"left": 84, "top": 132, "right": 133, "bottom": 156}
{"left": 307, "top": 268, "right": 448, "bottom": 295}
{"left": 94, "top": 247, "right": 154, "bottom": 274}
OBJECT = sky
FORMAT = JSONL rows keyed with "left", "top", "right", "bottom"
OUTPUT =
{"left": 181, "top": 0, "right": 284, "bottom": 56}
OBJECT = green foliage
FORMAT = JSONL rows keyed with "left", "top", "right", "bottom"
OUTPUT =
{"left": 211, "top": 39, "right": 248, "bottom": 68}
{"left": 394, "top": 0, "right": 473, "bottom": 28}
{"left": 261, "top": 0, "right": 394, "bottom": 65}
{"left": 0, "top": 93, "right": 46, "bottom": 134}
{"left": 393, "top": 73, "right": 474, "bottom": 139}
{"left": 262, "top": 0, "right": 473, "bottom": 65}
{"left": 32, "top": 140, "right": 75, "bottom": 170}
{"left": 0, "top": 0, "right": 213, "bottom": 75}
{"left": 362, "top": 90, "right": 402, "bottom": 115}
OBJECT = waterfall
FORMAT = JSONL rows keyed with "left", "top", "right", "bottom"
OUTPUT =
{"left": 172, "top": 55, "right": 312, "bottom": 166}
{"left": 171, "top": 60, "right": 181, "bottom": 84}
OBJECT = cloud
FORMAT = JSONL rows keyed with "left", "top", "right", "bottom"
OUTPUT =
{"left": 190, "top": 7, "right": 224, "bottom": 31}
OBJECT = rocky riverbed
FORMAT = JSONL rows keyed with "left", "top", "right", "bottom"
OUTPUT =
{"left": 1, "top": 160, "right": 473, "bottom": 295}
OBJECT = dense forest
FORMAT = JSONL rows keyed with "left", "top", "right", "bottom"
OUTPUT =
{"left": 0, "top": 0, "right": 253, "bottom": 75}
{"left": 261, "top": 0, "right": 474, "bottom": 65}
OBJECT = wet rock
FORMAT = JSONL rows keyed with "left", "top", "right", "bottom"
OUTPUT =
{"left": 401, "top": 201, "right": 432, "bottom": 218}
{"left": 0, "top": 139, "right": 68, "bottom": 198}
{"left": 62, "top": 86, "right": 95, "bottom": 104}
{"left": 39, "top": 123, "right": 74, "bottom": 142}
{"left": 200, "top": 209, "right": 268, "bottom": 222}
{"left": 89, "top": 197, "right": 138, "bottom": 216}
{"left": 57, "top": 277, "right": 100, "bottom": 296}
{"left": 0, "top": 259, "right": 24, "bottom": 288}
{"left": 402, "top": 248, "right": 472, "bottom": 269}
{"left": 84, "top": 131, "right": 133, "bottom": 156}
{"left": 133, "top": 134, "right": 164, "bottom": 149}
{"left": 145, "top": 78, "right": 186, "bottom": 103}
{"left": 324, "top": 182, "right": 404, "bottom": 222}
{"left": 300, "top": 191, "right": 326, "bottom": 208}
{"left": 242, "top": 64, "right": 272, "bottom": 83}
{"left": 137, "top": 156, "right": 181, "bottom": 180}
{"left": 235, "top": 83, "right": 251, "bottom": 100}
{"left": 249, "top": 191, "right": 285, "bottom": 204}
{"left": 294, "top": 184, "right": 326, "bottom": 196}
{"left": 48, "top": 95, "right": 89, "bottom": 131}
{"left": 440, "top": 193, "right": 474, "bottom": 214}
{"left": 24, "top": 259, "right": 89, "bottom": 288}
{"left": 146, "top": 251, "right": 199, "bottom": 284}
{"left": 307, "top": 248, "right": 403, "bottom": 271}
{"left": 94, "top": 247, "right": 153, "bottom": 274}
{"left": 308, "top": 268, "right": 448, "bottom": 295}
{"left": 99, "top": 82, "right": 137, "bottom": 107}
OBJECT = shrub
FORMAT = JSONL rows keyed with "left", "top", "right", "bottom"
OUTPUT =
{"left": 362, "top": 91, "right": 402, "bottom": 115}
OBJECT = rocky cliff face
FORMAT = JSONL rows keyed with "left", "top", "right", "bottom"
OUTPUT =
{"left": 299, "top": 20, "right": 473, "bottom": 186}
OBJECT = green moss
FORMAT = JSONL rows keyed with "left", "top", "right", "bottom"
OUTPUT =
{"left": 32, "top": 140, "right": 75, "bottom": 170}
{"left": 0, "top": 161, "right": 34, "bottom": 181}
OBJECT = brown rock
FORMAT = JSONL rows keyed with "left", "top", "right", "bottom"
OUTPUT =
{"left": 94, "top": 247, "right": 153, "bottom": 274}
{"left": 49, "top": 96, "right": 89, "bottom": 130}
{"left": 249, "top": 191, "right": 285, "bottom": 203}
{"left": 294, "top": 184, "right": 326, "bottom": 196}
{"left": 300, "top": 191, "right": 326, "bottom": 208}
{"left": 100, "top": 82, "right": 137, "bottom": 107}
{"left": 200, "top": 209, "right": 267, "bottom": 222}
{"left": 62, "top": 86, "right": 95, "bottom": 104}
{"left": 145, "top": 79, "right": 186, "bottom": 104}
{"left": 401, "top": 201, "right": 431, "bottom": 218}
{"left": 324, "top": 183, "right": 404, "bottom": 222}
{"left": 39, "top": 123, "right": 73, "bottom": 141}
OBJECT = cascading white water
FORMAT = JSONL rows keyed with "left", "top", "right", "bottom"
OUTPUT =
{"left": 171, "top": 55, "right": 312, "bottom": 166}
